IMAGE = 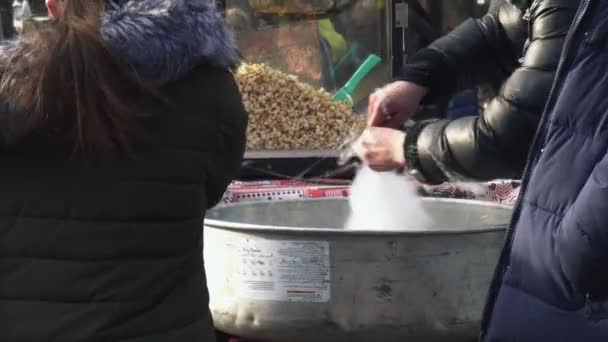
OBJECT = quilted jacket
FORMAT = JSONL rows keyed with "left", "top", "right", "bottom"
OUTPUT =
{"left": 401, "top": 0, "right": 579, "bottom": 184}
{"left": 481, "top": 0, "right": 608, "bottom": 340}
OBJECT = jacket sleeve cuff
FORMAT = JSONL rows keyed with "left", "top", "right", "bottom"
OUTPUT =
{"left": 404, "top": 120, "right": 450, "bottom": 185}
{"left": 398, "top": 48, "right": 457, "bottom": 105}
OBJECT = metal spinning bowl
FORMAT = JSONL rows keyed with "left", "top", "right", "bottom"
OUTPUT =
{"left": 204, "top": 198, "right": 512, "bottom": 342}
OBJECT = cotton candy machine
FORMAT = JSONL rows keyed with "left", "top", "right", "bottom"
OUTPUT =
{"left": 203, "top": 198, "right": 512, "bottom": 342}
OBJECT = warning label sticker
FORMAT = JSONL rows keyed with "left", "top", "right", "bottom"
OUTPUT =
{"left": 235, "top": 239, "right": 330, "bottom": 302}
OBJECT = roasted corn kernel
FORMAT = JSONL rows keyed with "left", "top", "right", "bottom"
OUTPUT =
{"left": 235, "top": 63, "right": 366, "bottom": 150}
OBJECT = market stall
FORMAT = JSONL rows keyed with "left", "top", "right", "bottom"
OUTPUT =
{"left": 219, "top": 0, "right": 490, "bottom": 180}
{"left": 2, "top": 2, "right": 517, "bottom": 341}
{"left": 210, "top": 1, "right": 517, "bottom": 342}
{"left": 220, "top": 0, "right": 393, "bottom": 179}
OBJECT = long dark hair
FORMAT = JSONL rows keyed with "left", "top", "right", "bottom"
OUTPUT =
{"left": 1, "top": 0, "right": 154, "bottom": 156}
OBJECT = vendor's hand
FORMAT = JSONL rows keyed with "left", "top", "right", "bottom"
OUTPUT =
{"left": 353, "top": 127, "right": 406, "bottom": 172}
{"left": 367, "top": 81, "right": 428, "bottom": 128}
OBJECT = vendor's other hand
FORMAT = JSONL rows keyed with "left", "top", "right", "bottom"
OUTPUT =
{"left": 353, "top": 127, "right": 406, "bottom": 172}
{"left": 367, "top": 81, "right": 428, "bottom": 128}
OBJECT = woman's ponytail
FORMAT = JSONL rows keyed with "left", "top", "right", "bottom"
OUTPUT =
{"left": 1, "top": 0, "right": 154, "bottom": 156}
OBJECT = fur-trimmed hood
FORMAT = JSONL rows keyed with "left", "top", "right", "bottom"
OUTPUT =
{"left": 2, "top": 0, "right": 238, "bottom": 83}
{"left": 102, "top": 0, "right": 238, "bottom": 83}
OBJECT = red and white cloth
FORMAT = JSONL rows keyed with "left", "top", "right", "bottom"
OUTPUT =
{"left": 221, "top": 179, "right": 521, "bottom": 206}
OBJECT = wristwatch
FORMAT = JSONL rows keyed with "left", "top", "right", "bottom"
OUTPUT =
{"left": 404, "top": 121, "right": 429, "bottom": 183}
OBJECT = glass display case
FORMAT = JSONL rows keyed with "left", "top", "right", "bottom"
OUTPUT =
{"left": 225, "top": 0, "right": 393, "bottom": 106}
{"left": 221, "top": 0, "right": 394, "bottom": 163}
{"left": 217, "top": 0, "right": 493, "bottom": 179}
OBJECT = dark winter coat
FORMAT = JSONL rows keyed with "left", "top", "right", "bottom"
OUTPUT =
{"left": 0, "top": 1, "right": 247, "bottom": 341}
{"left": 402, "top": 0, "right": 580, "bottom": 184}
{"left": 481, "top": 0, "right": 608, "bottom": 340}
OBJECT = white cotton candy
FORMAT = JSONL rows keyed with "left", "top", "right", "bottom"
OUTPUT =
{"left": 346, "top": 166, "right": 433, "bottom": 230}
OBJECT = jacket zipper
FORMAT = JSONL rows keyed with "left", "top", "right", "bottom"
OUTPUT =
{"left": 478, "top": 0, "right": 592, "bottom": 339}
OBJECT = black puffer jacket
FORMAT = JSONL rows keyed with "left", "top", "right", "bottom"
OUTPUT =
{"left": 401, "top": 0, "right": 580, "bottom": 184}
{"left": 0, "top": 1, "right": 247, "bottom": 341}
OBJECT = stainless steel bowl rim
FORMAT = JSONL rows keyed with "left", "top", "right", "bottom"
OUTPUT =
{"left": 204, "top": 197, "right": 512, "bottom": 236}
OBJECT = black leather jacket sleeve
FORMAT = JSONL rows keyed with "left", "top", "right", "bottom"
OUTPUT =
{"left": 403, "top": 0, "right": 580, "bottom": 184}
{"left": 400, "top": 0, "right": 527, "bottom": 104}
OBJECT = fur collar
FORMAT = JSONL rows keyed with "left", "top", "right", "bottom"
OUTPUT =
{"left": 1, "top": 0, "right": 238, "bottom": 83}
{"left": 102, "top": 0, "right": 238, "bottom": 83}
